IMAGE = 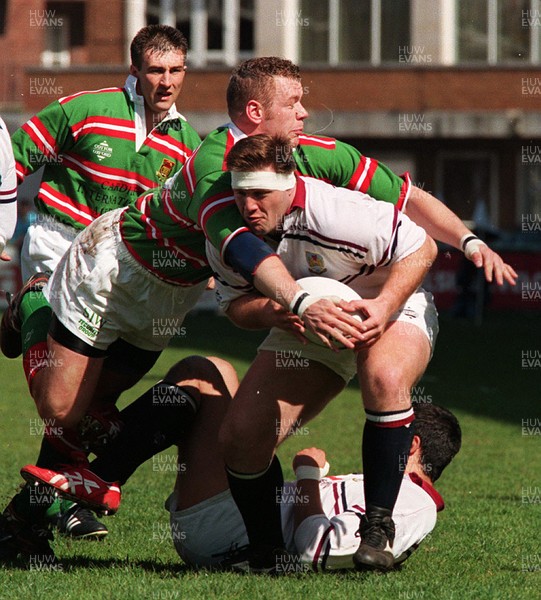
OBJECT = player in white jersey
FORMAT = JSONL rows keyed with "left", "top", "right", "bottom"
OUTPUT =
{"left": 20, "top": 355, "right": 461, "bottom": 571}
{"left": 0, "top": 116, "right": 17, "bottom": 261}
{"left": 205, "top": 134, "right": 440, "bottom": 572}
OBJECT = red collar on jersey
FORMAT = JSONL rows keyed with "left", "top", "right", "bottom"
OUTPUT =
{"left": 408, "top": 472, "right": 445, "bottom": 512}
{"left": 287, "top": 174, "right": 306, "bottom": 213}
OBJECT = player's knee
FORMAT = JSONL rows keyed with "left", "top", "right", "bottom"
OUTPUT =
{"left": 365, "top": 366, "right": 411, "bottom": 408}
{"left": 35, "top": 398, "right": 83, "bottom": 429}
{"left": 165, "top": 355, "right": 238, "bottom": 399}
{"left": 218, "top": 416, "right": 248, "bottom": 465}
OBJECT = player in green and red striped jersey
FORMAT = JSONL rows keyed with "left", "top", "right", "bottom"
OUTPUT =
{"left": 0, "top": 25, "right": 200, "bottom": 557}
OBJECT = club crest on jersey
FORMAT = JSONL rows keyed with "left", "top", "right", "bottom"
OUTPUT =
{"left": 157, "top": 158, "right": 175, "bottom": 182}
{"left": 306, "top": 251, "right": 327, "bottom": 274}
{"left": 92, "top": 140, "right": 113, "bottom": 161}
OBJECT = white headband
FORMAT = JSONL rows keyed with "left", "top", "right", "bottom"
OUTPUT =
{"left": 230, "top": 171, "right": 296, "bottom": 191}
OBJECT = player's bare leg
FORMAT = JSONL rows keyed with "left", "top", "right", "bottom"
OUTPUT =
{"left": 172, "top": 356, "right": 239, "bottom": 510}
{"left": 29, "top": 336, "right": 105, "bottom": 429}
{"left": 220, "top": 350, "right": 345, "bottom": 570}
{"left": 354, "top": 321, "right": 431, "bottom": 571}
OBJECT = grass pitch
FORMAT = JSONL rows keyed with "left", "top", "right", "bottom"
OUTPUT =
{"left": 0, "top": 311, "right": 539, "bottom": 600}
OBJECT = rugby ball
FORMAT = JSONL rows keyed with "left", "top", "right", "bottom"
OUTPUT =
{"left": 296, "top": 277, "right": 364, "bottom": 348}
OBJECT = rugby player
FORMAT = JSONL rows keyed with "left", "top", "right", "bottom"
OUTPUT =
{"left": 0, "top": 25, "right": 200, "bottom": 549}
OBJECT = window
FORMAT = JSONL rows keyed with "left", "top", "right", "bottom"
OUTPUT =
{"left": 299, "top": 0, "right": 410, "bottom": 65}
{"left": 457, "top": 0, "right": 541, "bottom": 63}
{"left": 147, "top": 0, "right": 254, "bottom": 67}
{"left": 437, "top": 153, "right": 499, "bottom": 227}
{"left": 40, "top": 1, "right": 86, "bottom": 68}
{"left": 518, "top": 149, "right": 541, "bottom": 229}
{"left": 0, "top": 0, "right": 7, "bottom": 35}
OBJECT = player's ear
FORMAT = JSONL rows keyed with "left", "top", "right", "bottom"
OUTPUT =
{"left": 245, "top": 99, "right": 264, "bottom": 125}
{"left": 409, "top": 434, "right": 422, "bottom": 456}
{"left": 129, "top": 64, "right": 139, "bottom": 78}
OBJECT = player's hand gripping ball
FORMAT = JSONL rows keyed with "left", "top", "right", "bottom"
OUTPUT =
{"left": 296, "top": 277, "right": 364, "bottom": 349}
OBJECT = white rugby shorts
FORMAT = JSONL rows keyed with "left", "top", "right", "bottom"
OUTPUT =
{"left": 165, "top": 489, "right": 248, "bottom": 568}
{"left": 45, "top": 208, "right": 208, "bottom": 352}
{"left": 21, "top": 216, "right": 79, "bottom": 281}
{"left": 258, "top": 288, "right": 439, "bottom": 382}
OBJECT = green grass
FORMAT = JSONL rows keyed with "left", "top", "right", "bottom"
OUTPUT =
{"left": 0, "top": 311, "right": 539, "bottom": 600}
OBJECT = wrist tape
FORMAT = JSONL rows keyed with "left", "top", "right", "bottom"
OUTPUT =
{"left": 295, "top": 461, "right": 330, "bottom": 480}
{"left": 460, "top": 234, "right": 486, "bottom": 259}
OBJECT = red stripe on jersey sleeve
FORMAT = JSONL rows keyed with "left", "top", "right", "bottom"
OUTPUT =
{"left": 15, "top": 161, "right": 31, "bottom": 181}
{"left": 163, "top": 188, "right": 198, "bottom": 229}
{"left": 396, "top": 172, "right": 412, "bottom": 212}
{"left": 182, "top": 152, "right": 198, "bottom": 196}
{"left": 198, "top": 191, "right": 236, "bottom": 233}
{"left": 349, "top": 156, "right": 379, "bottom": 193}
{"left": 298, "top": 134, "right": 336, "bottom": 149}
{"left": 22, "top": 117, "right": 58, "bottom": 157}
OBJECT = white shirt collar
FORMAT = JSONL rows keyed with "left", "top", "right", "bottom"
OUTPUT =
{"left": 124, "top": 75, "right": 184, "bottom": 149}
{"left": 226, "top": 121, "right": 249, "bottom": 143}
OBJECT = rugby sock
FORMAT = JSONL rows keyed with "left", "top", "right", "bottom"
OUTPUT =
{"left": 362, "top": 407, "right": 415, "bottom": 513}
{"left": 225, "top": 455, "right": 285, "bottom": 551}
{"left": 20, "top": 291, "right": 51, "bottom": 354}
{"left": 20, "top": 291, "right": 52, "bottom": 381}
{"left": 89, "top": 382, "right": 199, "bottom": 484}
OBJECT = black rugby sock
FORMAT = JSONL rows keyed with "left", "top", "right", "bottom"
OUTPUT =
{"left": 226, "top": 455, "right": 285, "bottom": 551}
{"left": 90, "top": 382, "right": 198, "bottom": 485}
{"left": 362, "top": 408, "right": 415, "bottom": 514}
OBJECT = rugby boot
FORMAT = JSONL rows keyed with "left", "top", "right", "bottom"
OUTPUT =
{"left": 0, "top": 499, "right": 55, "bottom": 564}
{"left": 21, "top": 464, "right": 121, "bottom": 515}
{"left": 353, "top": 504, "right": 396, "bottom": 571}
{"left": 51, "top": 501, "right": 108, "bottom": 539}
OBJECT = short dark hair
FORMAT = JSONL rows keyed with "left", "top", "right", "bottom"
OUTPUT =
{"left": 226, "top": 134, "right": 295, "bottom": 175}
{"left": 130, "top": 25, "right": 188, "bottom": 69}
{"left": 226, "top": 57, "right": 301, "bottom": 118}
{"left": 413, "top": 403, "right": 462, "bottom": 482}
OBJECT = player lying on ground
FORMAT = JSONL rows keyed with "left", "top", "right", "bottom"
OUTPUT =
{"left": 21, "top": 355, "right": 461, "bottom": 571}
{"left": 0, "top": 24, "right": 200, "bottom": 544}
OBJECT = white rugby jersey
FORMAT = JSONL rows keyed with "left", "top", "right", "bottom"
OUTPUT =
{"left": 281, "top": 473, "right": 444, "bottom": 571}
{"left": 0, "top": 116, "right": 17, "bottom": 252}
{"left": 207, "top": 175, "right": 427, "bottom": 309}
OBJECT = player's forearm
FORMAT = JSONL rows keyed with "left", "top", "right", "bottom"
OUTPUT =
{"left": 226, "top": 294, "right": 283, "bottom": 330}
{"left": 293, "top": 479, "right": 325, "bottom": 530}
{"left": 378, "top": 235, "right": 437, "bottom": 313}
{"left": 406, "top": 186, "right": 472, "bottom": 249}
{"left": 252, "top": 255, "right": 301, "bottom": 309}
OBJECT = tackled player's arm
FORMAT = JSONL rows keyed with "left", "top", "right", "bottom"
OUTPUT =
{"left": 405, "top": 185, "right": 517, "bottom": 286}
